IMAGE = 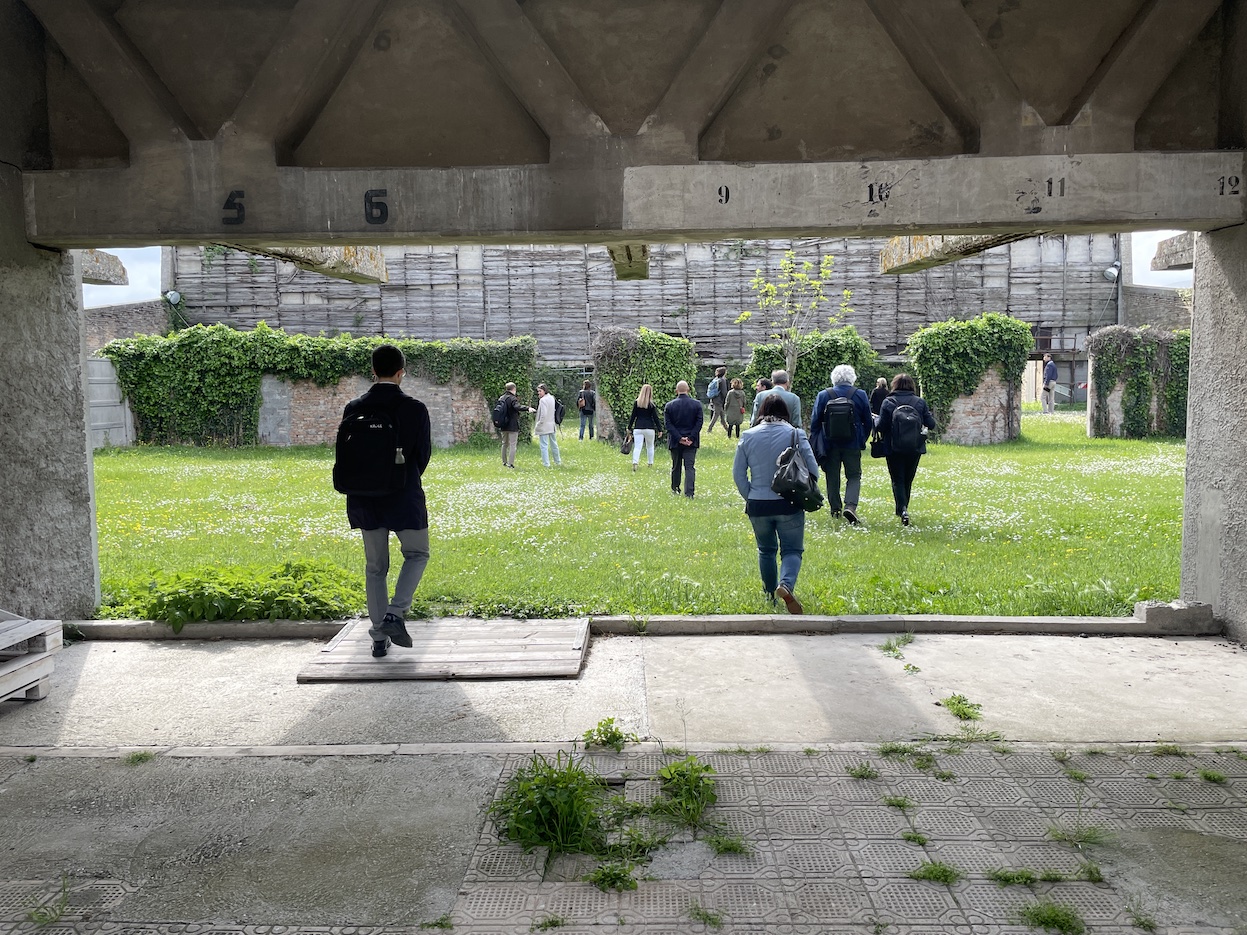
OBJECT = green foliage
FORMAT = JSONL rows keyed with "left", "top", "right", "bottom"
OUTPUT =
{"left": 1151, "top": 743, "right": 1187, "bottom": 757}
{"left": 654, "top": 755, "right": 717, "bottom": 826}
{"left": 988, "top": 867, "right": 1038, "bottom": 887}
{"left": 907, "top": 312, "right": 1035, "bottom": 436}
{"left": 1074, "top": 861, "right": 1103, "bottom": 883}
{"left": 1086, "top": 326, "right": 1189, "bottom": 438}
{"left": 847, "top": 762, "right": 880, "bottom": 780}
{"left": 1199, "top": 769, "right": 1227, "bottom": 784}
{"left": 124, "top": 750, "right": 156, "bottom": 765}
{"left": 688, "top": 904, "right": 724, "bottom": 928}
{"left": 418, "top": 915, "right": 454, "bottom": 930}
{"left": 739, "top": 250, "right": 851, "bottom": 378}
{"left": 908, "top": 860, "right": 962, "bottom": 884}
{"left": 26, "top": 877, "right": 69, "bottom": 927}
{"left": 591, "top": 327, "right": 697, "bottom": 437}
{"left": 529, "top": 915, "right": 569, "bottom": 932}
{"left": 901, "top": 830, "right": 928, "bottom": 845}
{"left": 879, "top": 631, "right": 915, "bottom": 659}
{"left": 940, "top": 694, "right": 983, "bottom": 721}
{"left": 583, "top": 717, "right": 640, "bottom": 753}
{"left": 882, "top": 795, "right": 915, "bottom": 813}
{"left": 704, "top": 832, "right": 750, "bottom": 855}
{"left": 878, "top": 742, "right": 923, "bottom": 758}
{"left": 584, "top": 861, "right": 637, "bottom": 892}
{"left": 745, "top": 324, "right": 880, "bottom": 422}
{"left": 103, "top": 560, "right": 363, "bottom": 630}
{"left": 100, "top": 323, "right": 537, "bottom": 445}
{"left": 1012, "top": 899, "right": 1086, "bottom": 934}
{"left": 488, "top": 751, "right": 607, "bottom": 854}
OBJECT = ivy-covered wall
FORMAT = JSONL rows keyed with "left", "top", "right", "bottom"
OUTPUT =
{"left": 907, "top": 312, "right": 1034, "bottom": 438}
{"left": 744, "top": 325, "right": 883, "bottom": 421}
{"left": 1086, "top": 325, "right": 1189, "bottom": 438}
{"left": 100, "top": 323, "right": 537, "bottom": 445}
{"left": 591, "top": 327, "right": 697, "bottom": 437}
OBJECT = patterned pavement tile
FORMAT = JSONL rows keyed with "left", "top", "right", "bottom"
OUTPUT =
{"left": 1033, "top": 881, "right": 1131, "bottom": 923}
{"left": 957, "top": 778, "right": 1033, "bottom": 809}
{"left": 463, "top": 843, "right": 545, "bottom": 884}
{"left": 909, "top": 807, "right": 994, "bottom": 840}
{"left": 747, "top": 752, "right": 825, "bottom": 776}
{"left": 615, "top": 881, "right": 700, "bottom": 924}
{"left": 453, "top": 883, "right": 538, "bottom": 924}
{"left": 714, "top": 776, "right": 762, "bottom": 807}
{"left": 923, "top": 841, "right": 1016, "bottom": 875}
{"left": 753, "top": 777, "right": 828, "bottom": 806}
{"left": 695, "top": 881, "right": 789, "bottom": 923}
{"left": 835, "top": 805, "right": 912, "bottom": 839}
{"left": 703, "top": 845, "right": 782, "bottom": 881}
{"left": 935, "top": 753, "right": 1014, "bottom": 778}
{"left": 846, "top": 840, "right": 930, "bottom": 878}
{"left": 712, "top": 805, "right": 768, "bottom": 836}
{"left": 788, "top": 878, "right": 873, "bottom": 924}
{"left": 884, "top": 777, "right": 965, "bottom": 806}
{"left": 759, "top": 805, "right": 837, "bottom": 838}
{"left": 1107, "top": 806, "right": 1208, "bottom": 832}
{"left": 1201, "top": 807, "right": 1247, "bottom": 838}
{"left": 768, "top": 840, "right": 858, "bottom": 879}
{"left": 863, "top": 879, "right": 962, "bottom": 923}
{"left": 822, "top": 778, "right": 894, "bottom": 804}
{"left": 973, "top": 807, "right": 1055, "bottom": 841}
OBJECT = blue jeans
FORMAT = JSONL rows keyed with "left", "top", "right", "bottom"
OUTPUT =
{"left": 539, "top": 432, "right": 562, "bottom": 466}
{"left": 579, "top": 411, "right": 595, "bottom": 439}
{"left": 360, "top": 527, "right": 430, "bottom": 640}
{"left": 748, "top": 509, "right": 805, "bottom": 596}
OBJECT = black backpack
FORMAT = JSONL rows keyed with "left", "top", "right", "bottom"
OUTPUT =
{"left": 333, "top": 405, "right": 406, "bottom": 496}
{"left": 491, "top": 396, "right": 510, "bottom": 430}
{"left": 890, "top": 404, "right": 925, "bottom": 454}
{"left": 824, "top": 394, "right": 857, "bottom": 445}
{"left": 553, "top": 397, "right": 566, "bottom": 425}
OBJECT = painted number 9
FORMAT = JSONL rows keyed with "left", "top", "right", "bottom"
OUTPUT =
{"left": 365, "top": 189, "right": 389, "bottom": 224}
{"left": 717, "top": 185, "right": 730, "bottom": 205}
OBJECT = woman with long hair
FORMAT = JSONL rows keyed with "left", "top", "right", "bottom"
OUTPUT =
{"left": 625, "top": 383, "right": 663, "bottom": 471}
{"left": 724, "top": 378, "right": 747, "bottom": 439}
{"left": 876, "top": 373, "right": 937, "bottom": 526}
{"left": 732, "top": 393, "right": 819, "bottom": 614}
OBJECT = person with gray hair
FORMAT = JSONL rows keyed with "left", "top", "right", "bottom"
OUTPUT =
{"left": 751, "top": 369, "right": 802, "bottom": 426}
{"left": 809, "top": 363, "right": 873, "bottom": 524}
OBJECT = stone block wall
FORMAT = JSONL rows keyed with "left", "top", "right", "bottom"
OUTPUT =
{"left": 259, "top": 374, "right": 491, "bottom": 448}
{"left": 85, "top": 300, "right": 168, "bottom": 352}
{"left": 940, "top": 365, "right": 1020, "bottom": 446}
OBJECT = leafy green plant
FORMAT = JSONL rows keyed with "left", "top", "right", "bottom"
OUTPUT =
{"left": 903, "top": 663, "right": 921, "bottom": 674}
{"left": 933, "top": 769, "right": 956, "bottom": 782}
{"left": 591, "top": 327, "right": 696, "bottom": 439}
{"left": 940, "top": 694, "right": 983, "bottom": 721}
{"left": 1086, "top": 326, "right": 1189, "bottom": 438}
{"left": 883, "top": 795, "right": 915, "bottom": 813}
{"left": 418, "top": 915, "right": 454, "bottom": 930}
{"left": 704, "top": 832, "right": 750, "bottom": 855}
{"left": 879, "top": 631, "right": 915, "bottom": 658}
{"left": 912, "top": 752, "right": 937, "bottom": 771}
{"left": 654, "top": 755, "right": 717, "bottom": 826}
{"left": 124, "top": 750, "right": 156, "bottom": 765}
{"left": 1152, "top": 743, "right": 1187, "bottom": 757}
{"left": 1012, "top": 899, "right": 1086, "bottom": 934}
{"left": 900, "top": 830, "right": 928, "bottom": 845}
{"left": 1125, "top": 896, "right": 1158, "bottom": 932}
{"left": 1064, "top": 769, "right": 1088, "bottom": 783}
{"left": 1039, "top": 869, "right": 1065, "bottom": 882}
{"left": 609, "top": 826, "right": 668, "bottom": 862}
{"left": 907, "top": 312, "right": 1034, "bottom": 437}
{"left": 1047, "top": 823, "right": 1110, "bottom": 847}
{"left": 908, "top": 861, "right": 961, "bottom": 884}
{"left": 489, "top": 751, "right": 607, "bottom": 854}
{"left": 530, "top": 915, "right": 569, "bottom": 932}
{"left": 1052, "top": 749, "right": 1072, "bottom": 763}
{"left": 1074, "top": 861, "right": 1103, "bottom": 883}
{"left": 988, "top": 867, "right": 1037, "bottom": 887}
{"left": 582, "top": 717, "right": 639, "bottom": 753}
{"left": 585, "top": 861, "right": 636, "bottom": 892}
{"left": 688, "top": 904, "right": 724, "bottom": 928}
{"left": 847, "top": 762, "right": 880, "bottom": 780}
{"left": 26, "top": 877, "right": 69, "bottom": 926}
{"left": 1199, "top": 769, "right": 1227, "bottom": 784}
{"left": 878, "top": 742, "right": 922, "bottom": 758}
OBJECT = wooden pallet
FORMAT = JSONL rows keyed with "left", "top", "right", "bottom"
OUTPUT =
{"left": 297, "top": 617, "right": 591, "bottom": 682}
{"left": 0, "top": 610, "right": 63, "bottom": 703}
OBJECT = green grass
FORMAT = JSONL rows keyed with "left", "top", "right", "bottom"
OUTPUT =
{"left": 908, "top": 860, "right": 962, "bottom": 884}
{"left": 92, "top": 414, "right": 1183, "bottom": 617}
{"left": 940, "top": 694, "right": 983, "bottom": 721}
{"left": 1013, "top": 899, "right": 1087, "bottom": 934}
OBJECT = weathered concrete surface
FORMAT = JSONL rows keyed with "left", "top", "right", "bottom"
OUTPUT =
{"left": 224, "top": 244, "right": 388, "bottom": 284}
{"left": 1182, "top": 227, "right": 1247, "bottom": 642}
{"left": 76, "top": 247, "right": 127, "bottom": 284}
{"left": 879, "top": 232, "right": 1040, "bottom": 274}
{"left": 941, "top": 364, "right": 1021, "bottom": 446}
{"left": 1152, "top": 230, "right": 1195, "bottom": 270}
{"left": 0, "top": 165, "right": 98, "bottom": 620}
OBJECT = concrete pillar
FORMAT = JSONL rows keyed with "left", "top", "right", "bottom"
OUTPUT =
{"left": 1181, "top": 227, "right": 1247, "bottom": 641}
{"left": 0, "top": 165, "right": 100, "bottom": 617}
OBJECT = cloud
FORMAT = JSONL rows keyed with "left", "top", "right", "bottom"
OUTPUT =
{"left": 82, "top": 246, "right": 163, "bottom": 308}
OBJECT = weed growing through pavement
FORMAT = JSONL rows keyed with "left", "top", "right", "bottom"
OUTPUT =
{"left": 879, "top": 631, "right": 915, "bottom": 658}
{"left": 1199, "top": 769, "right": 1227, "bottom": 784}
{"left": 1170, "top": 771, "right": 1188, "bottom": 780}
{"left": 847, "top": 762, "right": 880, "bottom": 780}
{"left": 1074, "top": 861, "right": 1103, "bottom": 883}
{"left": 1013, "top": 899, "right": 1086, "bottom": 934}
{"left": 418, "top": 915, "right": 453, "bottom": 930}
{"left": 25, "top": 877, "right": 69, "bottom": 927}
{"left": 124, "top": 751, "right": 156, "bottom": 765}
{"left": 585, "top": 861, "right": 636, "bottom": 892}
{"left": 1052, "top": 749, "right": 1072, "bottom": 763}
{"left": 705, "top": 832, "right": 750, "bottom": 855}
{"left": 1047, "top": 791, "right": 1110, "bottom": 848}
{"left": 909, "top": 861, "right": 962, "bottom": 884}
{"left": 530, "top": 914, "right": 569, "bottom": 932}
{"left": 1064, "top": 768, "right": 1089, "bottom": 783}
{"left": 939, "top": 693, "right": 983, "bottom": 720}
{"left": 1125, "top": 895, "right": 1159, "bottom": 933}
{"left": 903, "top": 663, "right": 921, "bottom": 674}
{"left": 653, "top": 755, "right": 717, "bottom": 827}
{"left": 1039, "top": 869, "right": 1065, "bottom": 882}
{"left": 582, "top": 717, "right": 639, "bottom": 752}
{"left": 802, "top": 747, "right": 821, "bottom": 756}
{"left": 878, "top": 741, "right": 922, "bottom": 758}
{"left": 988, "top": 867, "right": 1038, "bottom": 887}
{"left": 883, "top": 795, "right": 915, "bottom": 814}
{"left": 489, "top": 751, "right": 607, "bottom": 854}
{"left": 901, "top": 830, "right": 928, "bottom": 846}
{"left": 688, "top": 904, "right": 724, "bottom": 928}
{"left": 1152, "top": 743, "right": 1187, "bottom": 757}
{"left": 912, "top": 752, "right": 937, "bottom": 771}
{"left": 933, "top": 769, "right": 956, "bottom": 782}
{"left": 24, "top": 755, "right": 36, "bottom": 763}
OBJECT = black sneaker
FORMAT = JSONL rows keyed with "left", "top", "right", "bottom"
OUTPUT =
{"left": 901, "top": 510, "right": 910, "bottom": 526}
{"left": 844, "top": 508, "right": 858, "bottom": 525}
{"left": 380, "top": 612, "right": 413, "bottom": 648}
{"left": 371, "top": 638, "right": 391, "bottom": 658}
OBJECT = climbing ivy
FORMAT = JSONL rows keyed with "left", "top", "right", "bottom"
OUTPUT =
{"left": 591, "top": 327, "right": 697, "bottom": 435}
{"left": 744, "top": 325, "right": 882, "bottom": 421}
{"left": 1086, "top": 325, "right": 1188, "bottom": 438}
{"left": 100, "top": 322, "right": 537, "bottom": 445}
{"left": 906, "top": 312, "right": 1035, "bottom": 436}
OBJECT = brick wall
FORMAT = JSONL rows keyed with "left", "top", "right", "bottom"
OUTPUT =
{"left": 85, "top": 300, "right": 168, "bottom": 352}
{"left": 1086, "top": 358, "right": 1167, "bottom": 438}
{"left": 941, "top": 365, "right": 1020, "bottom": 446}
{"left": 259, "top": 374, "right": 492, "bottom": 448}
{"left": 1121, "top": 286, "right": 1191, "bottom": 331}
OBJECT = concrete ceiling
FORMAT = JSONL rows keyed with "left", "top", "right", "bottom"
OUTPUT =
{"left": 9, "top": 0, "right": 1245, "bottom": 247}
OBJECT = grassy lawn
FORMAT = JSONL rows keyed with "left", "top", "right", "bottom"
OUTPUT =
{"left": 94, "top": 412, "right": 1183, "bottom": 618}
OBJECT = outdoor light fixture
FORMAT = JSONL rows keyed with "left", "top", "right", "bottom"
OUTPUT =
{"left": 164, "top": 290, "right": 181, "bottom": 305}
{"left": 1102, "top": 261, "right": 1121, "bottom": 282}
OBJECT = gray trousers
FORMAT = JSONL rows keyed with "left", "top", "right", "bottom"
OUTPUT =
{"left": 360, "top": 526, "right": 431, "bottom": 640}
{"left": 501, "top": 430, "right": 519, "bottom": 465}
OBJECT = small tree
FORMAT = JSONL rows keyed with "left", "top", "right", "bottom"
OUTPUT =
{"left": 736, "top": 251, "right": 852, "bottom": 378}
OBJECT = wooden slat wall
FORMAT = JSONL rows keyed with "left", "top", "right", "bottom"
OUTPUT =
{"left": 174, "top": 234, "right": 1120, "bottom": 364}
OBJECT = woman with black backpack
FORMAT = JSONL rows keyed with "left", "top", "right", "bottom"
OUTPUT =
{"left": 875, "top": 373, "right": 937, "bottom": 526}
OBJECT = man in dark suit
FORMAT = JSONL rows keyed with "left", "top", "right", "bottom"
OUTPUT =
{"left": 342, "top": 344, "right": 433, "bottom": 658}
{"left": 664, "top": 380, "right": 704, "bottom": 499}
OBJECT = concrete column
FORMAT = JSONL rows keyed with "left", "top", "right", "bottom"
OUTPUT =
{"left": 0, "top": 164, "right": 100, "bottom": 617}
{"left": 1181, "top": 227, "right": 1247, "bottom": 641}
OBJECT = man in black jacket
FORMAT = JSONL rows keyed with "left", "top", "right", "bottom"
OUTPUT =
{"left": 664, "top": 380, "right": 704, "bottom": 498}
{"left": 497, "top": 381, "right": 535, "bottom": 468}
{"left": 342, "top": 344, "right": 433, "bottom": 657}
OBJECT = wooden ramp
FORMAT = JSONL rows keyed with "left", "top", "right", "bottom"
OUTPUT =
{"left": 297, "top": 617, "right": 591, "bottom": 682}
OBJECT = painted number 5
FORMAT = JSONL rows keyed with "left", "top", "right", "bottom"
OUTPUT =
{"left": 222, "top": 190, "right": 245, "bottom": 225}
{"left": 365, "top": 189, "right": 389, "bottom": 224}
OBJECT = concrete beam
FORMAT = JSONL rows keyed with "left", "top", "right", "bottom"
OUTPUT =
{"left": 76, "top": 248, "right": 127, "bottom": 285}
{"left": 604, "top": 243, "right": 649, "bottom": 281}
{"left": 1151, "top": 231, "right": 1195, "bottom": 271}
{"left": 24, "top": 0, "right": 201, "bottom": 146}
{"left": 226, "top": 244, "right": 388, "bottom": 284}
{"left": 879, "top": 233, "right": 1042, "bottom": 275}
{"left": 23, "top": 151, "right": 1244, "bottom": 248}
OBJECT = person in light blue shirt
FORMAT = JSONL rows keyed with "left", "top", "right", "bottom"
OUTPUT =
{"left": 732, "top": 394, "right": 819, "bottom": 614}
{"left": 751, "top": 369, "right": 802, "bottom": 427}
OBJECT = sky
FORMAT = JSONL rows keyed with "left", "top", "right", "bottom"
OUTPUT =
{"left": 80, "top": 232, "right": 1193, "bottom": 308}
